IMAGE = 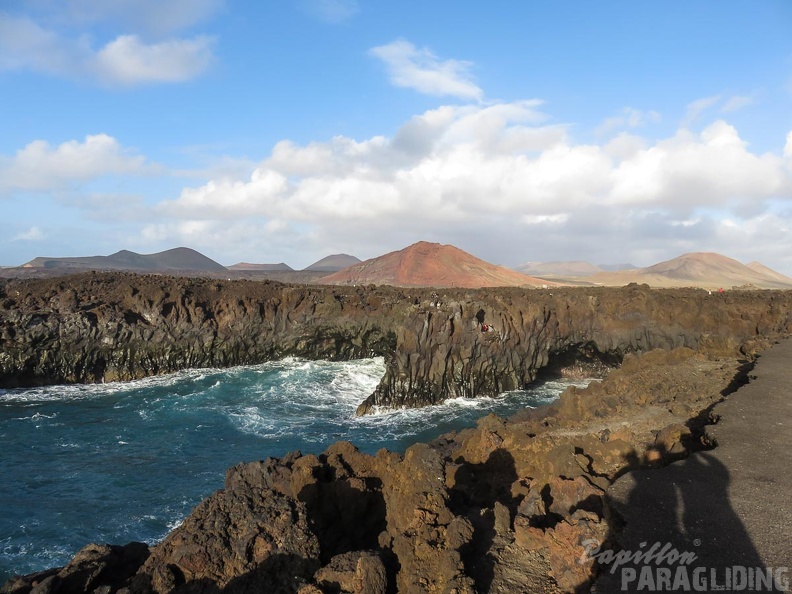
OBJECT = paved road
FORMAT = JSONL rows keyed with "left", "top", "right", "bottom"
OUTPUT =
{"left": 593, "top": 339, "right": 792, "bottom": 593}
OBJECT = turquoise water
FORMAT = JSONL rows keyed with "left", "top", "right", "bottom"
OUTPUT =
{"left": 0, "top": 358, "right": 582, "bottom": 581}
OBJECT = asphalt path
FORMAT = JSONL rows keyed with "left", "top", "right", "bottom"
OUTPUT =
{"left": 593, "top": 339, "right": 792, "bottom": 593}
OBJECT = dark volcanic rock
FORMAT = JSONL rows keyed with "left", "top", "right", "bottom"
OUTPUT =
{"left": 2, "top": 274, "right": 792, "bottom": 417}
{"left": 132, "top": 485, "right": 320, "bottom": 594}
{"left": 1, "top": 542, "right": 149, "bottom": 594}
{"left": 3, "top": 273, "right": 792, "bottom": 593}
{"left": 5, "top": 346, "right": 764, "bottom": 593}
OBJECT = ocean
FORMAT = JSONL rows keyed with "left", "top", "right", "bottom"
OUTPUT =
{"left": 0, "top": 357, "right": 585, "bottom": 581}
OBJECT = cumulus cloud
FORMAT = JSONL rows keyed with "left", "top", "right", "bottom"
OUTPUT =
{"left": 596, "top": 107, "right": 661, "bottom": 136}
{"left": 0, "top": 134, "right": 151, "bottom": 195}
{"left": 609, "top": 121, "right": 789, "bottom": 209}
{"left": 94, "top": 34, "right": 214, "bottom": 85}
{"left": 370, "top": 40, "right": 483, "bottom": 101}
{"left": 20, "top": 101, "right": 781, "bottom": 272}
{"left": 156, "top": 102, "right": 570, "bottom": 222}
{"left": 153, "top": 103, "right": 792, "bottom": 268}
{"left": 0, "top": 13, "right": 215, "bottom": 85}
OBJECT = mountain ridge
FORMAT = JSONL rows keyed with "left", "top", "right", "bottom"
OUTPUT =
{"left": 589, "top": 252, "right": 792, "bottom": 289}
{"left": 23, "top": 247, "right": 226, "bottom": 272}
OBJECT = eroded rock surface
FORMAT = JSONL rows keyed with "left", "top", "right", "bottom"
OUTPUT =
{"left": 3, "top": 275, "right": 791, "bottom": 592}
{"left": 3, "top": 345, "right": 766, "bottom": 593}
{"left": 2, "top": 273, "right": 791, "bottom": 415}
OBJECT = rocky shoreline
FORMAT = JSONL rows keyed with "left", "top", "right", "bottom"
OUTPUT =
{"left": 2, "top": 273, "right": 791, "bottom": 412}
{"left": 1, "top": 344, "right": 769, "bottom": 593}
{"left": 2, "top": 274, "right": 792, "bottom": 592}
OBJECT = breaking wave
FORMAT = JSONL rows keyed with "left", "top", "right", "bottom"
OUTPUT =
{"left": 0, "top": 357, "right": 587, "bottom": 581}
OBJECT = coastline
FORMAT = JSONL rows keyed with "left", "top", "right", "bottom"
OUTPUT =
{"left": 2, "top": 342, "right": 774, "bottom": 593}
{"left": 2, "top": 274, "right": 792, "bottom": 592}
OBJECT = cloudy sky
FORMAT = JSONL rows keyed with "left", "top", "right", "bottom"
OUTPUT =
{"left": 2, "top": 1, "right": 792, "bottom": 272}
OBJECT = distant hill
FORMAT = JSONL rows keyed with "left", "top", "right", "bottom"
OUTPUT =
{"left": 228, "top": 262, "right": 294, "bottom": 272}
{"left": 515, "top": 261, "right": 638, "bottom": 279}
{"left": 746, "top": 261, "right": 792, "bottom": 286}
{"left": 320, "top": 241, "right": 552, "bottom": 288}
{"left": 304, "top": 254, "right": 361, "bottom": 272}
{"left": 515, "top": 261, "right": 604, "bottom": 277}
{"left": 23, "top": 248, "right": 226, "bottom": 272}
{"left": 597, "top": 263, "right": 637, "bottom": 272}
{"left": 589, "top": 252, "right": 792, "bottom": 289}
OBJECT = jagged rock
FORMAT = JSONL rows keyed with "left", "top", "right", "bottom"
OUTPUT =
{"left": 545, "top": 476, "right": 604, "bottom": 519}
{"left": 378, "top": 444, "right": 476, "bottom": 593}
{"left": 2, "top": 274, "right": 791, "bottom": 414}
{"left": 133, "top": 486, "right": 319, "bottom": 594}
{"left": 3, "top": 347, "right": 763, "bottom": 593}
{"left": 0, "top": 543, "right": 149, "bottom": 594}
{"left": 313, "top": 551, "right": 386, "bottom": 594}
{"left": 3, "top": 272, "right": 790, "bottom": 593}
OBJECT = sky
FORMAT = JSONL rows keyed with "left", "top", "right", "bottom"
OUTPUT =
{"left": 2, "top": 1, "right": 792, "bottom": 272}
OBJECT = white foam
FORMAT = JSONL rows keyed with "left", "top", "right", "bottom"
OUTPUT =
{"left": 227, "top": 406, "right": 284, "bottom": 438}
{"left": 11, "top": 412, "right": 58, "bottom": 421}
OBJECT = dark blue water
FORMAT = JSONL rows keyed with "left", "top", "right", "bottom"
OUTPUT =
{"left": 0, "top": 357, "right": 584, "bottom": 581}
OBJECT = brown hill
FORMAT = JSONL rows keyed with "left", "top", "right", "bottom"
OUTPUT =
{"left": 304, "top": 254, "right": 361, "bottom": 272}
{"left": 320, "top": 241, "right": 551, "bottom": 288}
{"left": 589, "top": 252, "right": 792, "bottom": 289}
{"left": 746, "top": 261, "right": 792, "bottom": 285}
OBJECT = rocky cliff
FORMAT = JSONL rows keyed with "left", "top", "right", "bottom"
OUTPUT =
{"left": 1, "top": 345, "right": 766, "bottom": 593}
{"left": 3, "top": 273, "right": 792, "bottom": 592}
{"left": 2, "top": 273, "right": 791, "bottom": 415}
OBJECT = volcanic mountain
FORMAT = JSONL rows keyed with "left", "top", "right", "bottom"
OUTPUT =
{"left": 589, "top": 252, "right": 792, "bottom": 289}
{"left": 746, "top": 261, "right": 792, "bottom": 286}
{"left": 320, "top": 241, "right": 551, "bottom": 288}
{"left": 23, "top": 248, "right": 226, "bottom": 272}
{"left": 304, "top": 254, "right": 361, "bottom": 272}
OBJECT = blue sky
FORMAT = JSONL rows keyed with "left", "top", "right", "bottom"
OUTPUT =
{"left": 2, "top": 0, "right": 792, "bottom": 272}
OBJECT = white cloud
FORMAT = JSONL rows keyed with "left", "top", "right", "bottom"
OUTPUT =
{"left": 682, "top": 95, "right": 721, "bottom": 127}
{"left": 95, "top": 35, "right": 214, "bottom": 85}
{"left": 0, "top": 134, "right": 150, "bottom": 195}
{"left": 12, "top": 227, "right": 44, "bottom": 241}
{"left": 603, "top": 133, "right": 647, "bottom": 160}
{"left": 0, "top": 14, "right": 215, "bottom": 85}
{"left": 610, "top": 121, "right": 788, "bottom": 208}
{"left": 370, "top": 40, "right": 483, "bottom": 101}
{"left": 784, "top": 131, "right": 792, "bottom": 161}
{"left": 721, "top": 94, "right": 755, "bottom": 113}
{"left": 0, "top": 14, "right": 79, "bottom": 75}
{"left": 596, "top": 107, "right": 661, "bottom": 136}
{"left": 153, "top": 104, "right": 792, "bottom": 262}
{"left": 138, "top": 219, "right": 305, "bottom": 265}
{"left": 22, "top": 101, "right": 785, "bottom": 273}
